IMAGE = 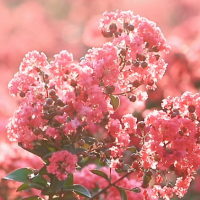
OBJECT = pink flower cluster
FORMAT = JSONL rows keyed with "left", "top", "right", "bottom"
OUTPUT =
{"left": 10, "top": 9, "right": 200, "bottom": 200}
{"left": 7, "top": 10, "right": 169, "bottom": 151}
{"left": 47, "top": 150, "right": 78, "bottom": 181}
{"left": 139, "top": 92, "right": 200, "bottom": 199}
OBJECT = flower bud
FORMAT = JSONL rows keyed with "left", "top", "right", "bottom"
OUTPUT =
{"left": 188, "top": 105, "right": 195, "bottom": 113}
{"left": 109, "top": 23, "right": 117, "bottom": 33}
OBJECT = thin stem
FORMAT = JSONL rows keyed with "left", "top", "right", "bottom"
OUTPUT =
{"left": 90, "top": 171, "right": 133, "bottom": 200}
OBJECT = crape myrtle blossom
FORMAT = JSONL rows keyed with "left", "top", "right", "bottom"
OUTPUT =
{"left": 7, "top": 10, "right": 169, "bottom": 151}
{"left": 139, "top": 92, "right": 200, "bottom": 199}
{"left": 47, "top": 150, "right": 78, "bottom": 181}
{"left": 8, "top": 10, "right": 200, "bottom": 200}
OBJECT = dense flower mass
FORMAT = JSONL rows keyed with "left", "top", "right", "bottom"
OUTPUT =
{"left": 6, "top": 9, "right": 200, "bottom": 200}
{"left": 47, "top": 150, "right": 78, "bottom": 180}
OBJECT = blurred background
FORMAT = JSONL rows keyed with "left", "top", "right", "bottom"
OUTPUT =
{"left": 0, "top": 0, "right": 200, "bottom": 199}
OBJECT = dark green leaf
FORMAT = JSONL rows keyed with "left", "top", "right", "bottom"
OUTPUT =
{"left": 18, "top": 142, "right": 51, "bottom": 158}
{"left": 16, "top": 183, "right": 30, "bottom": 192}
{"left": 91, "top": 169, "right": 110, "bottom": 181}
{"left": 83, "top": 137, "right": 98, "bottom": 144}
{"left": 41, "top": 187, "right": 55, "bottom": 195}
{"left": 21, "top": 196, "right": 44, "bottom": 200}
{"left": 2, "top": 168, "right": 32, "bottom": 183}
{"left": 42, "top": 152, "right": 54, "bottom": 160}
{"left": 63, "top": 144, "right": 75, "bottom": 154}
{"left": 116, "top": 186, "right": 127, "bottom": 200}
{"left": 51, "top": 176, "right": 67, "bottom": 192}
{"left": 63, "top": 184, "right": 91, "bottom": 198}
{"left": 32, "top": 175, "right": 47, "bottom": 187}
{"left": 110, "top": 95, "right": 120, "bottom": 110}
{"left": 63, "top": 191, "right": 79, "bottom": 200}
{"left": 75, "top": 148, "right": 87, "bottom": 155}
{"left": 64, "top": 173, "right": 74, "bottom": 187}
{"left": 29, "top": 183, "right": 45, "bottom": 190}
{"left": 39, "top": 166, "right": 48, "bottom": 176}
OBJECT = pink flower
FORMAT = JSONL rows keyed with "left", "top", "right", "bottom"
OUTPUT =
{"left": 47, "top": 150, "right": 78, "bottom": 181}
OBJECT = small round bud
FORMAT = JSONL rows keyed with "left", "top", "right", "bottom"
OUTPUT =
{"left": 123, "top": 22, "right": 129, "bottom": 29}
{"left": 46, "top": 98, "right": 53, "bottom": 105}
{"left": 133, "top": 61, "right": 139, "bottom": 67}
{"left": 51, "top": 95, "right": 59, "bottom": 101}
{"left": 55, "top": 98, "right": 65, "bottom": 107}
{"left": 70, "top": 79, "right": 77, "bottom": 87}
{"left": 132, "top": 80, "right": 140, "bottom": 88}
{"left": 102, "top": 31, "right": 113, "bottom": 38}
{"left": 109, "top": 23, "right": 117, "bottom": 33}
{"left": 147, "top": 80, "right": 154, "bottom": 86}
{"left": 129, "top": 95, "right": 137, "bottom": 102}
{"left": 114, "top": 31, "right": 121, "bottom": 37}
{"left": 49, "top": 89, "right": 56, "bottom": 97}
{"left": 43, "top": 103, "right": 50, "bottom": 111}
{"left": 119, "top": 49, "right": 126, "bottom": 57}
{"left": 137, "top": 121, "right": 145, "bottom": 129}
{"left": 77, "top": 139, "right": 85, "bottom": 147}
{"left": 127, "top": 24, "right": 134, "bottom": 31}
{"left": 155, "top": 54, "right": 160, "bottom": 60}
{"left": 106, "top": 85, "right": 115, "bottom": 94}
{"left": 152, "top": 46, "right": 159, "bottom": 52}
{"left": 141, "top": 62, "right": 148, "bottom": 68}
{"left": 171, "top": 110, "right": 179, "bottom": 118}
{"left": 19, "top": 91, "right": 26, "bottom": 98}
{"left": 188, "top": 105, "right": 195, "bottom": 113}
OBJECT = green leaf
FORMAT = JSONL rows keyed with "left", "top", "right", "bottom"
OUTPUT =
{"left": 51, "top": 176, "right": 67, "bottom": 192}
{"left": 116, "top": 186, "right": 127, "bottom": 200}
{"left": 32, "top": 175, "right": 47, "bottom": 187}
{"left": 39, "top": 166, "right": 48, "bottom": 176}
{"left": 21, "top": 196, "right": 44, "bottom": 200}
{"left": 42, "top": 152, "right": 54, "bottom": 160}
{"left": 90, "top": 169, "right": 110, "bottom": 181}
{"left": 63, "top": 191, "right": 79, "bottom": 200}
{"left": 29, "top": 183, "right": 45, "bottom": 190}
{"left": 126, "top": 146, "right": 137, "bottom": 153}
{"left": 75, "top": 148, "right": 87, "bottom": 155}
{"left": 63, "top": 184, "right": 91, "bottom": 198}
{"left": 16, "top": 182, "right": 30, "bottom": 192}
{"left": 83, "top": 137, "right": 98, "bottom": 144}
{"left": 63, "top": 144, "right": 75, "bottom": 154}
{"left": 41, "top": 187, "right": 55, "bottom": 195}
{"left": 18, "top": 142, "right": 51, "bottom": 158}
{"left": 2, "top": 168, "right": 32, "bottom": 183}
{"left": 54, "top": 192, "right": 78, "bottom": 200}
{"left": 143, "top": 173, "right": 152, "bottom": 185}
{"left": 65, "top": 173, "right": 74, "bottom": 187}
{"left": 110, "top": 95, "right": 120, "bottom": 110}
